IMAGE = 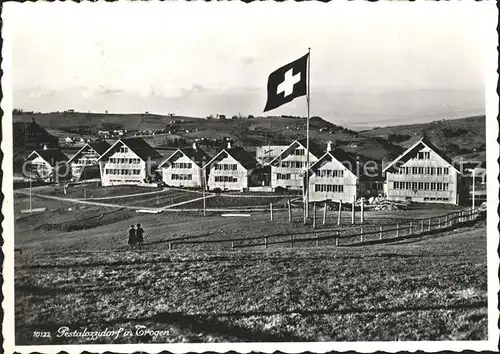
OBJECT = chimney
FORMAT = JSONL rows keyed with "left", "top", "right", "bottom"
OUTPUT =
{"left": 327, "top": 141, "right": 332, "bottom": 152}
{"left": 227, "top": 141, "right": 231, "bottom": 149}
{"left": 43, "top": 145, "right": 48, "bottom": 150}
{"left": 192, "top": 142, "right": 197, "bottom": 150}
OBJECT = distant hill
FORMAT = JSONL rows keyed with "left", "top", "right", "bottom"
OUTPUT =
{"left": 12, "top": 111, "right": 484, "bottom": 164}
{"left": 360, "top": 115, "right": 486, "bottom": 162}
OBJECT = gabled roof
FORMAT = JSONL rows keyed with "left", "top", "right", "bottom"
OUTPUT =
{"left": 205, "top": 146, "right": 258, "bottom": 170}
{"left": 269, "top": 139, "right": 323, "bottom": 166}
{"left": 98, "top": 137, "right": 162, "bottom": 162}
{"left": 27, "top": 149, "right": 68, "bottom": 167}
{"left": 13, "top": 119, "right": 57, "bottom": 140}
{"left": 158, "top": 147, "right": 211, "bottom": 168}
{"left": 88, "top": 141, "right": 112, "bottom": 155}
{"left": 382, "top": 137, "right": 459, "bottom": 173}
{"left": 68, "top": 141, "right": 111, "bottom": 163}
{"left": 301, "top": 148, "right": 358, "bottom": 177}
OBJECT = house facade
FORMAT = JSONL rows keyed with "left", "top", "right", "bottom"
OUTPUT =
{"left": 24, "top": 148, "right": 69, "bottom": 183}
{"left": 97, "top": 137, "right": 163, "bottom": 187}
{"left": 158, "top": 143, "right": 210, "bottom": 188}
{"left": 304, "top": 147, "right": 359, "bottom": 203}
{"left": 68, "top": 141, "right": 111, "bottom": 182}
{"left": 269, "top": 139, "right": 322, "bottom": 191}
{"left": 205, "top": 144, "right": 258, "bottom": 191}
{"left": 383, "top": 138, "right": 464, "bottom": 204}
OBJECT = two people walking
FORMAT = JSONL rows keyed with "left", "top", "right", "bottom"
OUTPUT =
{"left": 128, "top": 223, "right": 145, "bottom": 248}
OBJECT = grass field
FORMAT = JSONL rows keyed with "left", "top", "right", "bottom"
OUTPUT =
{"left": 13, "top": 186, "right": 487, "bottom": 343}
{"left": 15, "top": 220, "right": 487, "bottom": 344}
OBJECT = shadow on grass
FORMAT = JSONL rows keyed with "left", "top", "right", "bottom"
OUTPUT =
{"left": 17, "top": 300, "right": 487, "bottom": 344}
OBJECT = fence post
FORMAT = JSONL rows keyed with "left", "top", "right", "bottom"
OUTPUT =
{"left": 361, "top": 197, "right": 364, "bottom": 224}
{"left": 351, "top": 196, "right": 355, "bottom": 225}
{"left": 169, "top": 243, "right": 172, "bottom": 251}
{"left": 335, "top": 230, "right": 339, "bottom": 246}
{"left": 409, "top": 221, "right": 413, "bottom": 235}
{"left": 337, "top": 200, "right": 342, "bottom": 226}
{"left": 360, "top": 227, "right": 363, "bottom": 242}
{"left": 313, "top": 202, "right": 316, "bottom": 229}
{"left": 396, "top": 224, "right": 399, "bottom": 238}
{"left": 428, "top": 218, "right": 432, "bottom": 231}
{"left": 270, "top": 203, "right": 273, "bottom": 221}
{"left": 290, "top": 235, "right": 294, "bottom": 248}
{"left": 421, "top": 219, "right": 424, "bottom": 232}
{"left": 288, "top": 199, "right": 292, "bottom": 223}
{"left": 323, "top": 202, "right": 327, "bottom": 225}
{"left": 379, "top": 225, "right": 383, "bottom": 239}
{"left": 315, "top": 232, "right": 319, "bottom": 247}
{"left": 265, "top": 237, "right": 268, "bottom": 249}
{"left": 231, "top": 241, "right": 234, "bottom": 249}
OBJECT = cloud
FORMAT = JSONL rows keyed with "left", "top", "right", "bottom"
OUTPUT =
{"left": 241, "top": 56, "right": 256, "bottom": 65}
{"left": 98, "top": 86, "right": 126, "bottom": 96}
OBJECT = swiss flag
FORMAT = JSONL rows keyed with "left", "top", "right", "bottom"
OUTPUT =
{"left": 264, "top": 53, "right": 309, "bottom": 112}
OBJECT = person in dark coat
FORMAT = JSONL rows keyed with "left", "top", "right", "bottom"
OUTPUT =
{"left": 136, "top": 223, "right": 144, "bottom": 246}
{"left": 128, "top": 225, "right": 137, "bottom": 248}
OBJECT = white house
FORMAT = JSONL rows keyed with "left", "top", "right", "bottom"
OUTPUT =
{"left": 24, "top": 147, "right": 69, "bottom": 183}
{"left": 67, "top": 141, "right": 111, "bottom": 182}
{"left": 205, "top": 143, "right": 258, "bottom": 191}
{"left": 383, "top": 137, "right": 465, "bottom": 204}
{"left": 269, "top": 139, "right": 323, "bottom": 191}
{"left": 97, "top": 137, "right": 163, "bottom": 186}
{"left": 158, "top": 143, "right": 211, "bottom": 188}
{"left": 302, "top": 144, "right": 359, "bottom": 203}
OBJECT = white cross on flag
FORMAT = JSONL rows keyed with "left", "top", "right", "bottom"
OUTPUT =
{"left": 264, "top": 53, "right": 309, "bottom": 112}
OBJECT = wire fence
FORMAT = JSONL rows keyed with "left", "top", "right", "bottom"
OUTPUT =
{"left": 167, "top": 207, "right": 482, "bottom": 251}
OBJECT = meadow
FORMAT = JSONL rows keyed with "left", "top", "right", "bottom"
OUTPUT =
{"left": 14, "top": 185, "right": 487, "bottom": 344}
{"left": 15, "top": 221, "right": 487, "bottom": 344}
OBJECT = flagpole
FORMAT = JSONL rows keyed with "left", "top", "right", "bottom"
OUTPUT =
{"left": 305, "top": 47, "right": 311, "bottom": 220}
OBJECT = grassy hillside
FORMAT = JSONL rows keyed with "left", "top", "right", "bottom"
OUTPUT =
{"left": 360, "top": 115, "right": 486, "bottom": 162}
{"left": 13, "top": 112, "right": 485, "bottom": 163}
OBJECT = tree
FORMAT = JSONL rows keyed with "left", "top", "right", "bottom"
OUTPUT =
{"left": 230, "top": 119, "right": 250, "bottom": 148}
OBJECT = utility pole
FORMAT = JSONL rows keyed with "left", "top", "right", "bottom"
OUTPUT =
{"left": 202, "top": 156, "right": 207, "bottom": 216}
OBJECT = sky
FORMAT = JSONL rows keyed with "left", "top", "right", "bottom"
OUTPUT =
{"left": 5, "top": 1, "right": 493, "bottom": 129}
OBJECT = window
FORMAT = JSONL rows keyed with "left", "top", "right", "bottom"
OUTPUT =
{"left": 405, "top": 167, "right": 410, "bottom": 174}
{"left": 443, "top": 183, "right": 449, "bottom": 191}
{"left": 406, "top": 182, "right": 411, "bottom": 189}
{"left": 412, "top": 182, "right": 417, "bottom": 190}
{"left": 277, "top": 173, "right": 291, "bottom": 180}
{"left": 430, "top": 182, "right": 437, "bottom": 190}
{"left": 430, "top": 168, "right": 435, "bottom": 175}
{"left": 394, "top": 181, "right": 400, "bottom": 189}
{"left": 294, "top": 149, "right": 305, "bottom": 156}
{"left": 424, "top": 152, "right": 430, "bottom": 159}
{"left": 120, "top": 146, "right": 128, "bottom": 153}
{"left": 418, "top": 182, "right": 423, "bottom": 190}
{"left": 315, "top": 184, "right": 343, "bottom": 192}
{"left": 418, "top": 167, "right": 424, "bottom": 174}
{"left": 444, "top": 167, "right": 449, "bottom": 175}
{"left": 437, "top": 183, "right": 443, "bottom": 191}
{"left": 436, "top": 167, "right": 443, "bottom": 175}
{"left": 418, "top": 152, "right": 424, "bottom": 159}
{"left": 412, "top": 167, "right": 418, "bottom": 175}
{"left": 172, "top": 174, "right": 192, "bottom": 180}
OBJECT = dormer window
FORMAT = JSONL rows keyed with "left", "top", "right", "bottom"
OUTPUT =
{"left": 120, "top": 146, "right": 129, "bottom": 153}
